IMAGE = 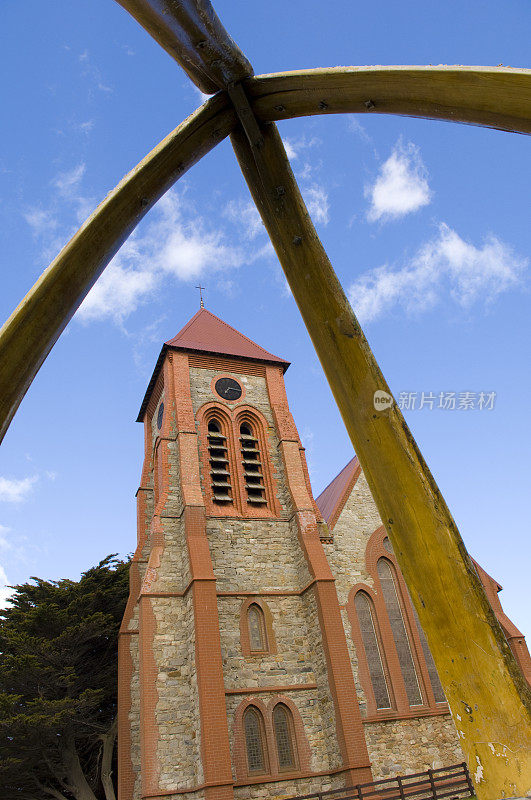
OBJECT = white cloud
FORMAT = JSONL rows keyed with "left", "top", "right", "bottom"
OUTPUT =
{"left": 223, "top": 199, "right": 264, "bottom": 240}
{"left": 304, "top": 184, "right": 330, "bottom": 226}
{"left": 0, "top": 564, "right": 13, "bottom": 608}
{"left": 24, "top": 208, "right": 58, "bottom": 237}
{"left": 348, "top": 117, "right": 372, "bottom": 145}
{"left": 78, "top": 120, "right": 95, "bottom": 134}
{"left": 0, "top": 476, "right": 38, "bottom": 503}
{"left": 0, "top": 525, "right": 11, "bottom": 549}
{"left": 366, "top": 140, "right": 431, "bottom": 222}
{"left": 349, "top": 223, "right": 527, "bottom": 324}
{"left": 53, "top": 163, "right": 86, "bottom": 196}
{"left": 283, "top": 140, "right": 298, "bottom": 160}
{"left": 79, "top": 50, "right": 112, "bottom": 93}
{"left": 78, "top": 261, "right": 157, "bottom": 323}
{"left": 78, "top": 189, "right": 248, "bottom": 323}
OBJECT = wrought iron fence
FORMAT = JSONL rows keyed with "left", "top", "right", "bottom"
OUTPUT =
{"left": 283, "top": 762, "right": 475, "bottom": 800}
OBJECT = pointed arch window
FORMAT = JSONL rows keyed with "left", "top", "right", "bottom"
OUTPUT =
{"left": 248, "top": 603, "right": 267, "bottom": 653}
{"left": 272, "top": 704, "right": 297, "bottom": 771}
{"left": 410, "top": 604, "right": 446, "bottom": 703}
{"left": 244, "top": 707, "right": 267, "bottom": 774}
{"left": 240, "top": 422, "right": 266, "bottom": 505}
{"left": 381, "top": 538, "right": 445, "bottom": 703}
{"left": 354, "top": 591, "right": 392, "bottom": 710}
{"left": 377, "top": 558, "right": 423, "bottom": 706}
{"left": 207, "top": 418, "right": 233, "bottom": 504}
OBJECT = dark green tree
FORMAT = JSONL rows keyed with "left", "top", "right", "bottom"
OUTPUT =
{"left": 0, "top": 555, "right": 129, "bottom": 800}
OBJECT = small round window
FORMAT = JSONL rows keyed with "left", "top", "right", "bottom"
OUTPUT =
{"left": 157, "top": 402, "right": 164, "bottom": 430}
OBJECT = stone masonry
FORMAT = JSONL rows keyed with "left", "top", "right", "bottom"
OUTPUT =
{"left": 118, "top": 309, "right": 530, "bottom": 800}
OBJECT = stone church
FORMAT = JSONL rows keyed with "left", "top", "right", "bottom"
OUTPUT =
{"left": 118, "top": 308, "right": 530, "bottom": 800}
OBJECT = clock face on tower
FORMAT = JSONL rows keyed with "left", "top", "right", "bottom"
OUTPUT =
{"left": 214, "top": 377, "right": 242, "bottom": 401}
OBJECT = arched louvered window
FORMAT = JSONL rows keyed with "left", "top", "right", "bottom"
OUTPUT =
{"left": 272, "top": 704, "right": 297, "bottom": 771}
{"left": 381, "top": 539, "right": 445, "bottom": 703}
{"left": 248, "top": 603, "right": 267, "bottom": 653}
{"left": 207, "top": 419, "right": 233, "bottom": 504}
{"left": 377, "top": 558, "right": 423, "bottom": 705}
{"left": 354, "top": 592, "right": 392, "bottom": 710}
{"left": 243, "top": 707, "right": 267, "bottom": 774}
{"left": 240, "top": 422, "right": 266, "bottom": 506}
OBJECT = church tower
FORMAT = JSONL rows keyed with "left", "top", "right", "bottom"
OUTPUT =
{"left": 119, "top": 308, "right": 531, "bottom": 800}
{"left": 118, "top": 308, "right": 374, "bottom": 800}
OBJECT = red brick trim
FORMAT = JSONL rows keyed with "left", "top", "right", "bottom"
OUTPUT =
{"left": 196, "top": 402, "right": 242, "bottom": 517}
{"left": 233, "top": 764, "right": 373, "bottom": 788}
{"left": 363, "top": 708, "right": 450, "bottom": 723}
{"left": 239, "top": 597, "right": 278, "bottom": 657}
{"left": 169, "top": 354, "right": 234, "bottom": 797}
{"left": 196, "top": 401, "right": 281, "bottom": 519}
{"left": 234, "top": 405, "right": 282, "bottom": 517}
{"left": 118, "top": 633, "right": 136, "bottom": 800}
{"left": 232, "top": 695, "right": 312, "bottom": 782}
{"left": 217, "top": 580, "right": 319, "bottom": 597}
{"left": 266, "top": 696, "right": 312, "bottom": 775}
{"left": 139, "top": 596, "right": 160, "bottom": 798}
{"left": 233, "top": 699, "right": 271, "bottom": 780}
{"left": 265, "top": 364, "right": 372, "bottom": 789}
{"left": 226, "top": 683, "right": 318, "bottom": 695}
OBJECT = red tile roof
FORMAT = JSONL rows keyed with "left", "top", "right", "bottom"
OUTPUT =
{"left": 137, "top": 309, "right": 289, "bottom": 421}
{"left": 165, "top": 308, "right": 290, "bottom": 368}
{"left": 316, "top": 456, "right": 360, "bottom": 527}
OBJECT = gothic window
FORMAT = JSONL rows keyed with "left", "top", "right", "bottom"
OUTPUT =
{"left": 381, "top": 538, "right": 445, "bottom": 703}
{"left": 354, "top": 591, "right": 392, "bottom": 710}
{"left": 410, "top": 603, "right": 446, "bottom": 703}
{"left": 272, "top": 704, "right": 297, "bottom": 771}
{"left": 207, "top": 419, "right": 233, "bottom": 504}
{"left": 377, "top": 558, "right": 423, "bottom": 706}
{"left": 248, "top": 603, "right": 267, "bottom": 653}
{"left": 243, "top": 707, "right": 267, "bottom": 774}
{"left": 240, "top": 422, "right": 266, "bottom": 506}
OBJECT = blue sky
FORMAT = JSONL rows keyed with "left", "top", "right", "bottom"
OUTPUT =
{"left": 0, "top": 1, "right": 530, "bottom": 639}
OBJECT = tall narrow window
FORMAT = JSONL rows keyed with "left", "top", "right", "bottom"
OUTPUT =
{"left": 244, "top": 707, "right": 267, "bottom": 774}
{"left": 381, "top": 540, "right": 445, "bottom": 704}
{"left": 273, "top": 704, "right": 297, "bottom": 771}
{"left": 377, "top": 558, "right": 423, "bottom": 705}
{"left": 354, "top": 592, "right": 392, "bottom": 710}
{"left": 207, "top": 420, "right": 233, "bottom": 504}
{"left": 240, "top": 422, "right": 266, "bottom": 505}
{"left": 410, "top": 603, "right": 446, "bottom": 703}
{"left": 248, "top": 603, "right": 267, "bottom": 653}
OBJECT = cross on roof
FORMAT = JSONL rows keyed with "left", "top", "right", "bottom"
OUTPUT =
{"left": 195, "top": 284, "right": 205, "bottom": 308}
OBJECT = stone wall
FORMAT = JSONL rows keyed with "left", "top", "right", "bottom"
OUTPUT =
{"left": 207, "top": 517, "right": 311, "bottom": 592}
{"left": 233, "top": 771, "right": 346, "bottom": 800}
{"left": 364, "top": 714, "right": 463, "bottom": 778}
{"left": 301, "top": 590, "right": 343, "bottom": 773}
{"left": 153, "top": 592, "right": 203, "bottom": 792}
{"left": 323, "top": 472, "right": 382, "bottom": 604}
{"left": 128, "top": 620, "right": 142, "bottom": 800}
